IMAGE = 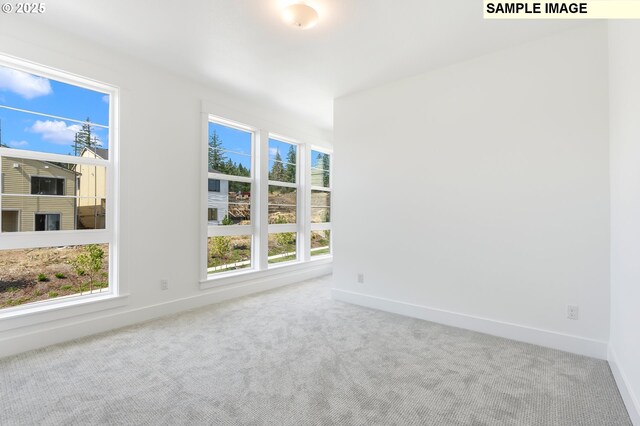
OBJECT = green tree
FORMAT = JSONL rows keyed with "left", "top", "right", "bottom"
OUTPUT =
{"left": 270, "top": 150, "right": 286, "bottom": 181}
{"left": 275, "top": 232, "right": 295, "bottom": 255}
{"left": 237, "top": 163, "right": 248, "bottom": 177}
{"left": 316, "top": 152, "right": 330, "bottom": 187}
{"left": 72, "top": 118, "right": 100, "bottom": 156}
{"left": 284, "top": 145, "right": 297, "bottom": 183}
{"left": 225, "top": 158, "right": 235, "bottom": 175}
{"left": 210, "top": 236, "right": 232, "bottom": 268}
{"left": 208, "top": 130, "right": 227, "bottom": 172}
{"left": 72, "top": 244, "right": 105, "bottom": 294}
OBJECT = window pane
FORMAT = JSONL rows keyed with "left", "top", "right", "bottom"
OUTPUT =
{"left": 208, "top": 179, "right": 220, "bottom": 192}
{"left": 0, "top": 108, "right": 110, "bottom": 157}
{"left": 207, "top": 235, "right": 252, "bottom": 274}
{"left": 1, "top": 196, "right": 106, "bottom": 231}
{"left": 0, "top": 244, "right": 109, "bottom": 309}
{"left": 268, "top": 232, "right": 297, "bottom": 265}
{"left": 268, "top": 185, "right": 296, "bottom": 224}
{"left": 268, "top": 138, "right": 296, "bottom": 183}
{"left": 1, "top": 157, "right": 107, "bottom": 232}
{"left": 208, "top": 122, "right": 252, "bottom": 177}
{"left": 311, "top": 190, "right": 331, "bottom": 207}
{"left": 311, "top": 230, "right": 331, "bottom": 257}
{"left": 207, "top": 181, "right": 251, "bottom": 226}
{"left": 0, "top": 65, "right": 109, "bottom": 126}
{"left": 311, "top": 207, "right": 330, "bottom": 223}
{"left": 311, "top": 150, "right": 330, "bottom": 188}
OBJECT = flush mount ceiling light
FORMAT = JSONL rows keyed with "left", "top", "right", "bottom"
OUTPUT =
{"left": 282, "top": 3, "right": 319, "bottom": 29}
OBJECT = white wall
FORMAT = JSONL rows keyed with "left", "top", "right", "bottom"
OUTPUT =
{"left": 0, "top": 19, "right": 331, "bottom": 358}
{"left": 333, "top": 24, "right": 610, "bottom": 358}
{"left": 609, "top": 21, "right": 640, "bottom": 425}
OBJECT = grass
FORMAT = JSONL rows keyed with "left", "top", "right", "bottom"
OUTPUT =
{"left": 55, "top": 272, "right": 66, "bottom": 279}
{"left": 36, "top": 273, "right": 48, "bottom": 282}
{"left": 268, "top": 254, "right": 297, "bottom": 264}
{"left": 311, "top": 247, "right": 330, "bottom": 256}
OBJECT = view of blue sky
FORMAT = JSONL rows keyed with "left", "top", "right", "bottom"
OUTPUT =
{"left": 208, "top": 121, "right": 252, "bottom": 171}
{"left": 268, "top": 138, "right": 296, "bottom": 175}
{"left": 311, "top": 149, "right": 329, "bottom": 170}
{"left": 0, "top": 65, "right": 110, "bottom": 156}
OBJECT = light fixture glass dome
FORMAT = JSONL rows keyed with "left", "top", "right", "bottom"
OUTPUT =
{"left": 282, "top": 4, "right": 319, "bottom": 30}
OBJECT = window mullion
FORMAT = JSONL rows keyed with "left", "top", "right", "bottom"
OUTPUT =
{"left": 257, "top": 129, "right": 270, "bottom": 271}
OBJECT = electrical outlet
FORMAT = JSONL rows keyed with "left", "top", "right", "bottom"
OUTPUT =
{"left": 567, "top": 305, "right": 579, "bottom": 320}
{"left": 357, "top": 273, "right": 364, "bottom": 284}
{"left": 160, "top": 279, "right": 169, "bottom": 291}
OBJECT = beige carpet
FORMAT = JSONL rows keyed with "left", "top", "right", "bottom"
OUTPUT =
{"left": 0, "top": 275, "right": 631, "bottom": 425}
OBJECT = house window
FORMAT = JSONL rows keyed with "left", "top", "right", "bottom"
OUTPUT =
{"left": 35, "top": 213, "right": 60, "bottom": 231}
{"left": 31, "top": 176, "right": 65, "bottom": 195}
{"left": 310, "top": 150, "right": 332, "bottom": 257}
{"left": 208, "top": 179, "right": 221, "bottom": 192}
{"left": 206, "top": 118, "right": 254, "bottom": 274}
{"left": 0, "top": 55, "right": 118, "bottom": 312}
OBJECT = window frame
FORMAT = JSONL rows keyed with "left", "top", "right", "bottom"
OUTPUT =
{"left": 0, "top": 53, "right": 120, "bottom": 317}
{"left": 308, "top": 147, "right": 333, "bottom": 259}
{"left": 267, "top": 134, "right": 301, "bottom": 266}
{"left": 204, "top": 115, "right": 256, "bottom": 278}
{"left": 200, "top": 109, "right": 332, "bottom": 287}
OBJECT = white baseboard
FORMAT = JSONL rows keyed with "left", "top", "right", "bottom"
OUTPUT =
{"left": 0, "top": 263, "right": 332, "bottom": 359}
{"left": 331, "top": 288, "right": 608, "bottom": 359}
{"left": 609, "top": 346, "right": 640, "bottom": 425}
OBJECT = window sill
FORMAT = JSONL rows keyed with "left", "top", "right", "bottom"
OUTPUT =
{"left": 0, "top": 292, "right": 129, "bottom": 332}
{"left": 200, "top": 256, "right": 332, "bottom": 290}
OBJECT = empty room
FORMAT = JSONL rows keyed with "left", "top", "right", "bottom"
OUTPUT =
{"left": 0, "top": 1, "right": 639, "bottom": 425}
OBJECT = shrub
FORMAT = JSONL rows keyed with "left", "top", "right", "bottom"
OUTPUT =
{"left": 72, "top": 245, "right": 105, "bottom": 293}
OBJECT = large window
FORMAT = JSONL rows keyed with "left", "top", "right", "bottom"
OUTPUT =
{"left": 0, "top": 56, "right": 117, "bottom": 311}
{"left": 268, "top": 137, "right": 298, "bottom": 265}
{"left": 203, "top": 114, "right": 332, "bottom": 282}
{"left": 206, "top": 119, "right": 254, "bottom": 273}
{"left": 310, "top": 150, "right": 331, "bottom": 257}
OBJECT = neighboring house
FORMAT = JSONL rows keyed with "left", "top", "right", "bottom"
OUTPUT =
{"left": 1, "top": 157, "right": 78, "bottom": 232}
{"left": 208, "top": 168, "right": 228, "bottom": 225}
{"left": 311, "top": 154, "right": 328, "bottom": 187}
{"left": 75, "top": 147, "right": 107, "bottom": 229}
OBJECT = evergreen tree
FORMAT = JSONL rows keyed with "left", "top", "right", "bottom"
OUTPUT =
{"left": 284, "top": 145, "right": 297, "bottom": 183}
{"left": 270, "top": 150, "right": 286, "bottom": 181}
{"left": 316, "top": 152, "right": 330, "bottom": 187}
{"left": 208, "top": 130, "right": 226, "bottom": 171}
{"left": 237, "top": 163, "right": 249, "bottom": 177}
{"left": 225, "top": 158, "right": 235, "bottom": 175}
{"left": 72, "top": 118, "right": 100, "bottom": 156}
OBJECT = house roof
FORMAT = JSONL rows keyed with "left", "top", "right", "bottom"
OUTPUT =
{"left": 82, "top": 147, "right": 109, "bottom": 160}
{"left": 208, "top": 168, "right": 223, "bottom": 174}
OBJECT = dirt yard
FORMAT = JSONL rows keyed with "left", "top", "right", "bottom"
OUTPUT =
{"left": 0, "top": 244, "right": 109, "bottom": 309}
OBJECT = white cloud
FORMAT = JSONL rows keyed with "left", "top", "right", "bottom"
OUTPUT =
{"left": 9, "top": 140, "right": 29, "bottom": 147}
{"left": 101, "top": 94, "right": 109, "bottom": 104}
{"left": 269, "top": 147, "right": 279, "bottom": 156}
{"left": 30, "top": 120, "right": 81, "bottom": 145}
{"left": 0, "top": 66, "right": 52, "bottom": 99}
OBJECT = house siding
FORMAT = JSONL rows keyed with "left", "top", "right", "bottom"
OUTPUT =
{"left": 1, "top": 157, "right": 77, "bottom": 231}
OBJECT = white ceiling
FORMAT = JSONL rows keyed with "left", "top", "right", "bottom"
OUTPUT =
{"left": 36, "top": 0, "right": 582, "bottom": 132}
